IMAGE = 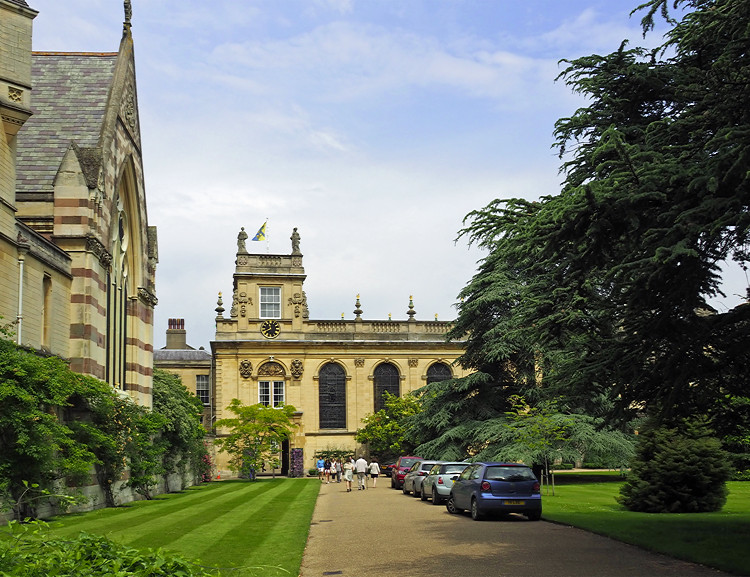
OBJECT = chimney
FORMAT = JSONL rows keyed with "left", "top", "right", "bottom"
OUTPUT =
{"left": 165, "top": 318, "right": 188, "bottom": 349}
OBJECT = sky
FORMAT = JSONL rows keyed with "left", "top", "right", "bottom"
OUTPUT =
{"left": 26, "top": 0, "right": 748, "bottom": 349}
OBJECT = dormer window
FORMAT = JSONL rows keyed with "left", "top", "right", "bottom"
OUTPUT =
{"left": 260, "top": 287, "right": 281, "bottom": 319}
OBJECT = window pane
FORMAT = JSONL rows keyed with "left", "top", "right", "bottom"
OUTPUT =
{"left": 195, "top": 374, "right": 209, "bottom": 405}
{"left": 319, "top": 363, "right": 346, "bottom": 429}
{"left": 259, "top": 381, "right": 270, "bottom": 406}
{"left": 373, "top": 363, "right": 400, "bottom": 412}
{"left": 260, "top": 287, "right": 281, "bottom": 318}
{"left": 427, "top": 362, "right": 452, "bottom": 384}
{"left": 273, "top": 381, "right": 285, "bottom": 407}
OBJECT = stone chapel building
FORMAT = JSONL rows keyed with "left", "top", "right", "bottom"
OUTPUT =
{"left": 207, "top": 228, "right": 469, "bottom": 475}
{"left": 0, "top": 0, "right": 157, "bottom": 406}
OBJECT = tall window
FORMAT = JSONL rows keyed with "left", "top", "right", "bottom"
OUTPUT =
{"left": 373, "top": 362, "right": 400, "bottom": 412}
{"left": 426, "top": 362, "right": 452, "bottom": 384}
{"left": 319, "top": 363, "right": 346, "bottom": 429}
{"left": 260, "top": 287, "right": 281, "bottom": 318}
{"left": 41, "top": 275, "right": 51, "bottom": 348}
{"left": 195, "top": 374, "right": 210, "bottom": 405}
{"left": 259, "top": 381, "right": 285, "bottom": 407}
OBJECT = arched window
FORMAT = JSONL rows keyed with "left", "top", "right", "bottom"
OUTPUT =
{"left": 374, "top": 362, "right": 400, "bottom": 412}
{"left": 426, "top": 362, "right": 452, "bottom": 384}
{"left": 319, "top": 363, "right": 346, "bottom": 429}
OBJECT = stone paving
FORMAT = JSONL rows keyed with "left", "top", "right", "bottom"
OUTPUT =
{"left": 299, "top": 478, "right": 730, "bottom": 577}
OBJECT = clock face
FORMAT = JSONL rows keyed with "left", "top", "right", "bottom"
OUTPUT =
{"left": 260, "top": 319, "right": 281, "bottom": 339}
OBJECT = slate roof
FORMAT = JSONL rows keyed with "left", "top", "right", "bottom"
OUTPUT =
{"left": 16, "top": 53, "right": 118, "bottom": 199}
{"left": 153, "top": 349, "right": 213, "bottom": 363}
{"left": 6, "top": 0, "right": 31, "bottom": 7}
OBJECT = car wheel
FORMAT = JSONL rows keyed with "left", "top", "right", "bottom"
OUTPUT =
{"left": 402, "top": 484, "right": 409, "bottom": 495}
{"left": 446, "top": 495, "right": 461, "bottom": 514}
{"left": 470, "top": 498, "right": 484, "bottom": 521}
{"left": 431, "top": 489, "right": 441, "bottom": 505}
{"left": 526, "top": 510, "right": 542, "bottom": 521}
{"left": 420, "top": 488, "right": 427, "bottom": 501}
{"left": 413, "top": 485, "right": 421, "bottom": 498}
{"left": 391, "top": 478, "right": 396, "bottom": 489}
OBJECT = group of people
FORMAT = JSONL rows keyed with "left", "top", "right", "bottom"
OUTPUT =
{"left": 316, "top": 456, "right": 381, "bottom": 492}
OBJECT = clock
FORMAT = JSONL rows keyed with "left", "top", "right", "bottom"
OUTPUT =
{"left": 260, "top": 319, "right": 281, "bottom": 339}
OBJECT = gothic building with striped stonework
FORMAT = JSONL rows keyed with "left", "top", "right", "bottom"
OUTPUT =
{"left": 0, "top": 0, "right": 157, "bottom": 406}
{"left": 209, "top": 228, "right": 468, "bottom": 475}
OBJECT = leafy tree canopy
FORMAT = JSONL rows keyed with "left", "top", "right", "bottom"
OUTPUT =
{"left": 451, "top": 0, "right": 749, "bottom": 425}
{"left": 354, "top": 392, "right": 421, "bottom": 461}
{"left": 215, "top": 400, "right": 298, "bottom": 479}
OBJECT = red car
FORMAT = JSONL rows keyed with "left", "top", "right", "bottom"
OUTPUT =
{"left": 390, "top": 456, "right": 425, "bottom": 490}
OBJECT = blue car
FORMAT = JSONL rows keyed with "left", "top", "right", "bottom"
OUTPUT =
{"left": 446, "top": 462, "right": 542, "bottom": 521}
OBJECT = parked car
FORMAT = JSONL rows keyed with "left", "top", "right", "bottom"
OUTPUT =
{"left": 402, "top": 460, "right": 442, "bottom": 497}
{"left": 390, "top": 456, "right": 424, "bottom": 490}
{"left": 421, "top": 462, "right": 470, "bottom": 504}
{"left": 446, "top": 462, "right": 542, "bottom": 521}
{"left": 382, "top": 463, "right": 395, "bottom": 478}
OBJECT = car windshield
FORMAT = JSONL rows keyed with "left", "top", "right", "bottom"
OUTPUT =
{"left": 400, "top": 458, "right": 419, "bottom": 468}
{"left": 485, "top": 466, "right": 536, "bottom": 482}
{"left": 442, "top": 464, "right": 467, "bottom": 474}
{"left": 421, "top": 463, "right": 433, "bottom": 471}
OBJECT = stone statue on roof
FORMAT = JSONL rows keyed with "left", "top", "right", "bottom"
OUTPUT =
{"left": 291, "top": 227, "right": 301, "bottom": 255}
{"left": 237, "top": 227, "right": 248, "bottom": 252}
{"left": 124, "top": 0, "right": 132, "bottom": 23}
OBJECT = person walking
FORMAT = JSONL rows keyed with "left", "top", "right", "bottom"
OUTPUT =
{"left": 368, "top": 458, "right": 381, "bottom": 488}
{"left": 316, "top": 457, "right": 325, "bottom": 482}
{"left": 355, "top": 455, "right": 368, "bottom": 490}
{"left": 324, "top": 459, "right": 332, "bottom": 484}
{"left": 343, "top": 458, "right": 354, "bottom": 492}
{"left": 335, "top": 459, "right": 343, "bottom": 482}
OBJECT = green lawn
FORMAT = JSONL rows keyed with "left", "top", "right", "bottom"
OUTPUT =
{"left": 22, "top": 477, "right": 750, "bottom": 576}
{"left": 542, "top": 481, "right": 750, "bottom": 575}
{"left": 45, "top": 479, "right": 320, "bottom": 577}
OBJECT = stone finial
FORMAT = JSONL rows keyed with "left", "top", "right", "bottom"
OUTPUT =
{"left": 215, "top": 292, "right": 225, "bottom": 319}
{"left": 353, "top": 294, "right": 363, "bottom": 321}
{"left": 291, "top": 227, "right": 301, "bottom": 255}
{"left": 124, "top": 0, "right": 132, "bottom": 23}
{"left": 407, "top": 295, "right": 416, "bottom": 321}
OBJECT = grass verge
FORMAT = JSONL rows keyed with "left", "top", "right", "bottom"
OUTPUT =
{"left": 44, "top": 479, "right": 320, "bottom": 576}
{"left": 541, "top": 481, "right": 750, "bottom": 575}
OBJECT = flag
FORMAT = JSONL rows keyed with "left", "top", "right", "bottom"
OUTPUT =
{"left": 252, "top": 222, "right": 266, "bottom": 241}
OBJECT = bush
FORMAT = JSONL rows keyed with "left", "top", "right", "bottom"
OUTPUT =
{"left": 618, "top": 419, "right": 732, "bottom": 513}
{"left": 0, "top": 521, "right": 214, "bottom": 576}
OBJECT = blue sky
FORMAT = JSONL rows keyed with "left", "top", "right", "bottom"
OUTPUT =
{"left": 27, "top": 0, "right": 746, "bottom": 348}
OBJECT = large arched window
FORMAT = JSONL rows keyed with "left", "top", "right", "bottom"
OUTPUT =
{"left": 426, "top": 362, "right": 452, "bottom": 384}
{"left": 374, "top": 362, "right": 400, "bottom": 412}
{"left": 319, "top": 363, "right": 346, "bottom": 429}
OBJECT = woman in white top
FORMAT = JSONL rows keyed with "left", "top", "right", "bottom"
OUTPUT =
{"left": 368, "top": 459, "right": 381, "bottom": 487}
{"left": 343, "top": 459, "right": 354, "bottom": 492}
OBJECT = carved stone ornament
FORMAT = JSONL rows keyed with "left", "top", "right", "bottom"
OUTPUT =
{"left": 137, "top": 287, "right": 158, "bottom": 307}
{"left": 122, "top": 84, "right": 137, "bottom": 133}
{"left": 289, "top": 292, "right": 304, "bottom": 318}
{"left": 291, "top": 359, "right": 304, "bottom": 379}
{"left": 408, "top": 358, "right": 419, "bottom": 368}
{"left": 86, "top": 235, "right": 113, "bottom": 269}
{"left": 354, "top": 358, "right": 365, "bottom": 368}
{"left": 258, "top": 362, "right": 285, "bottom": 377}
{"left": 239, "top": 360, "right": 253, "bottom": 379}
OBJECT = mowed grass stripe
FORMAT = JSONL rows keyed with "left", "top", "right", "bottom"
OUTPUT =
{"left": 179, "top": 479, "right": 319, "bottom": 571}
{"left": 50, "top": 482, "right": 252, "bottom": 539}
{"left": 124, "top": 481, "right": 282, "bottom": 550}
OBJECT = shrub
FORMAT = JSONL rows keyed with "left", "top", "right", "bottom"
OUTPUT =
{"left": 0, "top": 521, "right": 214, "bottom": 576}
{"left": 618, "top": 419, "right": 732, "bottom": 513}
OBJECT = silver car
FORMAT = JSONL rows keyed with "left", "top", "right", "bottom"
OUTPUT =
{"left": 402, "top": 460, "right": 442, "bottom": 497}
{"left": 421, "top": 462, "right": 470, "bottom": 504}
